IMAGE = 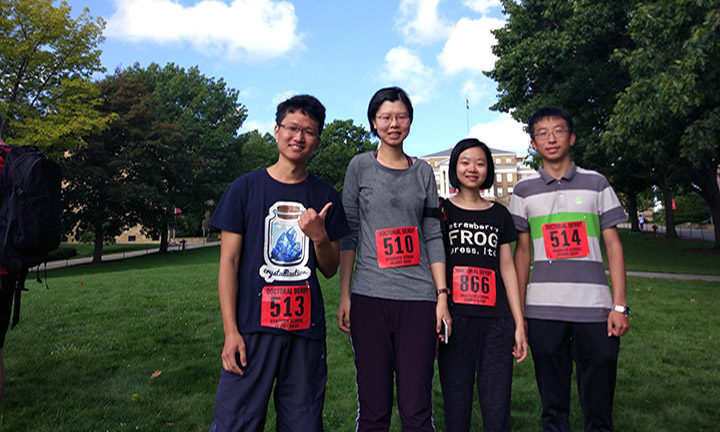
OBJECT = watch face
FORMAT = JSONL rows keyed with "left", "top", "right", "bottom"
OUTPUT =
{"left": 614, "top": 305, "right": 630, "bottom": 315}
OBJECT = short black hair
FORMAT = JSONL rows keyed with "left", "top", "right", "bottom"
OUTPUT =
{"left": 528, "top": 106, "right": 573, "bottom": 140}
{"left": 275, "top": 95, "right": 326, "bottom": 135}
{"left": 367, "top": 87, "right": 413, "bottom": 137}
{"left": 449, "top": 138, "right": 495, "bottom": 191}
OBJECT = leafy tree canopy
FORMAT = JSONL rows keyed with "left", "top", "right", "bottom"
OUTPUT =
{"left": 605, "top": 0, "right": 720, "bottom": 248}
{"left": 309, "top": 119, "right": 376, "bottom": 192}
{"left": 0, "top": 0, "right": 107, "bottom": 146}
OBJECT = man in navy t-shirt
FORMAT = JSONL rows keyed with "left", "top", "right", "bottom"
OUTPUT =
{"left": 208, "top": 95, "right": 349, "bottom": 432}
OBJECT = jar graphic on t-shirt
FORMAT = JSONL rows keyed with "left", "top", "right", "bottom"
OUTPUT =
{"left": 267, "top": 204, "right": 306, "bottom": 266}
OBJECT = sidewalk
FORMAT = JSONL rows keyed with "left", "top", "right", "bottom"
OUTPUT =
{"left": 624, "top": 270, "right": 720, "bottom": 282}
{"left": 35, "top": 241, "right": 219, "bottom": 271}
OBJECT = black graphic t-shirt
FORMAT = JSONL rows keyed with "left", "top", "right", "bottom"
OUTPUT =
{"left": 442, "top": 199, "right": 517, "bottom": 317}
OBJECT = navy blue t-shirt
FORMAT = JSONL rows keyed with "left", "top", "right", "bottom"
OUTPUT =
{"left": 210, "top": 169, "right": 349, "bottom": 340}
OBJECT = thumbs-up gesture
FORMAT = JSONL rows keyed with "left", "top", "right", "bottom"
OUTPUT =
{"left": 298, "top": 202, "right": 332, "bottom": 243}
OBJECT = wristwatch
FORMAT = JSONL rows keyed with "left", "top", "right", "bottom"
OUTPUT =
{"left": 612, "top": 304, "right": 631, "bottom": 316}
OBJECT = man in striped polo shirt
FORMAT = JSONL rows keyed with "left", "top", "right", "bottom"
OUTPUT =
{"left": 510, "top": 107, "right": 630, "bottom": 432}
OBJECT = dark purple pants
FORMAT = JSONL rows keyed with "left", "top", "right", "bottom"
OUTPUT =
{"left": 350, "top": 294, "right": 437, "bottom": 432}
{"left": 527, "top": 319, "right": 619, "bottom": 432}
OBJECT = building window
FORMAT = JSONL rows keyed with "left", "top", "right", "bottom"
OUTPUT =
{"left": 507, "top": 173, "right": 513, "bottom": 182}
{"left": 495, "top": 158, "right": 501, "bottom": 164}
{"left": 128, "top": 235, "right": 136, "bottom": 242}
{"left": 497, "top": 187, "right": 503, "bottom": 196}
{"left": 496, "top": 173, "right": 502, "bottom": 182}
{"left": 506, "top": 157, "right": 512, "bottom": 163}
{"left": 508, "top": 187, "right": 514, "bottom": 194}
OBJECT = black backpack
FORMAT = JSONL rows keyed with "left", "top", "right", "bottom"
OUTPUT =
{"left": 0, "top": 144, "right": 62, "bottom": 326}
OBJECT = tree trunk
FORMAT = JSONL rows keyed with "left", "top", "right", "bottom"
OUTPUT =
{"left": 660, "top": 183, "right": 678, "bottom": 239}
{"left": 92, "top": 223, "right": 104, "bottom": 264}
{"left": 698, "top": 165, "right": 720, "bottom": 251}
{"left": 159, "top": 223, "right": 169, "bottom": 254}
{"left": 627, "top": 190, "right": 640, "bottom": 232}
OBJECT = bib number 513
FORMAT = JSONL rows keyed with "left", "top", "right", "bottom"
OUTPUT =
{"left": 261, "top": 285, "right": 311, "bottom": 331}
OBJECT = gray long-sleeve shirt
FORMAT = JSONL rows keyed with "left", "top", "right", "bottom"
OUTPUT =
{"left": 340, "top": 152, "right": 445, "bottom": 302}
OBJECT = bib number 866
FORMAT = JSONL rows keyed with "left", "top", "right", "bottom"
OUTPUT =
{"left": 457, "top": 274, "right": 490, "bottom": 294}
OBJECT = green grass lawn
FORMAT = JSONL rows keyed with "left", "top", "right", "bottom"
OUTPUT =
{"left": 610, "top": 229, "right": 719, "bottom": 275}
{"left": 1, "top": 235, "right": 718, "bottom": 431}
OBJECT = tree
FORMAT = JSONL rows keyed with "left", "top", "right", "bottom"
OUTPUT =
{"left": 487, "top": 0, "right": 636, "bottom": 167}
{"left": 606, "top": 0, "right": 720, "bottom": 248}
{"left": 309, "top": 119, "right": 376, "bottom": 192}
{"left": 0, "top": 0, "right": 106, "bottom": 146}
{"left": 62, "top": 72, "right": 155, "bottom": 263}
{"left": 486, "top": 0, "right": 657, "bottom": 230}
{"left": 124, "top": 63, "right": 247, "bottom": 252}
{"left": 239, "top": 130, "right": 278, "bottom": 175}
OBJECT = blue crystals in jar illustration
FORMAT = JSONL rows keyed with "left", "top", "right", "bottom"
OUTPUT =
{"left": 266, "top": 202, "right": 307, "bottom": 266}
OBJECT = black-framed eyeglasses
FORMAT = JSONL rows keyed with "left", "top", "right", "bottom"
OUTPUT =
{"left": 278, "top": 124, "right": 320, "bottom": 140}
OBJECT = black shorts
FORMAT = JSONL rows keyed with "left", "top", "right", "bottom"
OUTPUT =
{"left": 0, "top": 275, "right": 15, "bottom": 349}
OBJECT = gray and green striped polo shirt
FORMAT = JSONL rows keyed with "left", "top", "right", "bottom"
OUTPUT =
{"left": 509, "top": 163, "right": 626, "bottom": 322}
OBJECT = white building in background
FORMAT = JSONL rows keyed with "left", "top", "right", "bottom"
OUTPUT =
{"left": 421, "top": 147, "right": 536, "bottom": 207}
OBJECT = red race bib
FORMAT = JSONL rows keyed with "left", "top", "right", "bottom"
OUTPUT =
{"left": 452, "top": 266, "right": 496, "bottom": 306}
{"left": 375, "top": 226, "right": 421, "bottom": 268}
{"left": 541, "top": 221, "right": 590, "bottom": 259}
{"left": 260, "top": 285, "right": 310, "bottom": 331}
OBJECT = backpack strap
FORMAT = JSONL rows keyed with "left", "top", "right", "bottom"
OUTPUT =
{"left": 11, "top": 268, "right": 28, "bottom": 329}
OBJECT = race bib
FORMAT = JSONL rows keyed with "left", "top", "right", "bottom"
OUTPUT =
{"left": 375, "top": 226, "right": 421, "bottom": 268}
{"left": 541, "top": 221, "right": 590, "bottom": 259}
{"left": 452, "top": 266, "right": 496, "bottom": 306}
{"left": 260, "top": 285, "right": 310, "bottom": 331}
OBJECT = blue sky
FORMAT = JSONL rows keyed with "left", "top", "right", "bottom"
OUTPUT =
{"left": 66, "top": 0, "right": 530, "bottom": 156}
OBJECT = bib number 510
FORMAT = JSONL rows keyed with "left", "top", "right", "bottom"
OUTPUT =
{"left": 375, "top": 226, "right": 421, "bottom": 268}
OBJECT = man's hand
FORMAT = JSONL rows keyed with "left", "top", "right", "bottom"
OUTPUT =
{"left": 221, "top": 331, "right": 247, "bottom": 375}
{"left": 298, "top": 202, "right": 332, "bottom": 243}
{"left": 607, "top": 311, "right": 630, "bottom": 337}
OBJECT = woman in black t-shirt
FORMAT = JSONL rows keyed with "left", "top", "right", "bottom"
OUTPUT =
{"left": 438, "top": 138, "right": 528, "bottom": 432}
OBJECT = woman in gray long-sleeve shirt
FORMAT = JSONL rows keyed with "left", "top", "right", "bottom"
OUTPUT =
{"left": 337, "top": 87, "right": 451, "bottom": 432}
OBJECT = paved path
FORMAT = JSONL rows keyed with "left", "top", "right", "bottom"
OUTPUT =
{"left": 35, "top": 241, "right": 218, "bottom": 271}
{"left": 34, "top": 243, "right": 720, "bottom": 282}
{"left": 624, "top": 270, "right": 720, "bottom": 282}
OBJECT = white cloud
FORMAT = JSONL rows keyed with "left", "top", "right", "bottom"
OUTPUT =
{"left": 241, "top": 118, "right": 275, "bottom": 134}
{"left": 461, "top": 79, "right": 491, "bottom": 106}
{"left": 380, "top": 47, "right": 437, "bottom": 104}
{"left": 468, "top": 113, "right": 530, "bottom": 155}
{"left": 438, "top": 17, "right": 503, "bottom": 75}
{"left": 396, "top": 0, "right": 450, "bottom": 44}
{"left": 106, "top": 0, "right": 301, "bottom": 61}
{"left": 462, "top": 0, "right": 501, "bottom": 14}
{"left": 271, "top": 90, "right": 299, "bottom": 107}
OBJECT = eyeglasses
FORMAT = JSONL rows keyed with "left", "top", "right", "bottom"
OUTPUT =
{"left": 278, "top": 124, "right": 320, "bottom": 140}
{"left": 375, "top": 114, "right": 411, "bottom": 127}
{"left": 534, "top": 128, "right": 569, "bottom": 142}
